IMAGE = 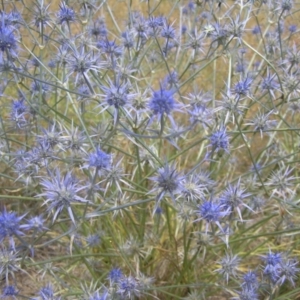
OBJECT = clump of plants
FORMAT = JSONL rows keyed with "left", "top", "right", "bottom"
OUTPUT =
{"left": 0, "top": 0, "right": 300, "bottom": 299}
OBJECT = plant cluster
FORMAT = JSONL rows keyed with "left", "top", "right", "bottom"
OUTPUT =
{"left": 0, "top": 0, "right": 300, "bottom": 299}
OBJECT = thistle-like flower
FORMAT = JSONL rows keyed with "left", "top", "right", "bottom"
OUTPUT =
{"left": 108, "top": 267, "right": 123, "bottom": 285}
{"left": 38, "top": 283, "right": 61, "bottom": 300}
{"left": 262, "top": 250, "right": 283, "bottom": 284}
{"left": 39, "top": 171, "right": 89, "bottom": 224}
{"left": 215, "top": 252, "right": 241, "bottom": 283}
{"left": 232, "top": 76, "right": 253, "bottom": 99}
{"left": 99, "top": 78, "right": 135, "bottom": 125}
{"left": 57, "top": 2, "right": 76, "bottom": 25}
{"left": 33, "top": 0, "right": 52, "bottom": 30}
{"left": 194, "top": 200, "right": 229, "bottom": 232}
{"left": 0, "top": 209, "right": 25, "bottom": 250}
{"left": 219, "top": 179, "right": 252, "bottom": 220}
{"left": 148, "top": 84, "right": 182, "bottom": 128}
{"left": 0, "top": 20, "right": 18, "bottom": 57}
{"left": 1, "top": 285, "right": 18, "bottom": 299}
{"left": 117, "top": 276, "right": 140, "bottom": 299}
{"left": 149, "top": 163, "right": 184, "bottom": 203}
{"left": 0, "top": 248, "right": 22, "bottom": 284}
{"left": 209, "top": 126, "right": 230, "bottom": 154}
{"left": 260, "top": 70, "right": 280, "bottom": 98}
{"left": 88, "top": 18, "right": 107, "bottom": 39}
{"left": 86, "top": 147, "right": 111, "bottom": 170}
{"left": 66, "top": 48, "right": 101, "bottom": 84}
{"left": 22, "top": 215, "right": 47, "bottom": 232}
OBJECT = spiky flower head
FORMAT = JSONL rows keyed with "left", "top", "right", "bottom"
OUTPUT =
{"left": 196, "top": 200, "right": 229, "bottom": 223}
{"left": 97, "top": 38, "right": 123, "bottom": 57}
{"left": 33, "top": 1, "right": 51, "bottom": 29}
{"left": 39, "top": 283, "right": 61, "bottom": 300}
{"left": 1, "top": 285, "right": 18, "bottom": 298}
{"left": 39, "top": 171, "right": 88, "bottom": 224}
{"left": 242, "top": 270, "right": 259, "bottom": 290}
{"left": 117, "top": 276, "right": 140, "bottom": 299}
{"left": 215, "top": 252, "right": 241, "bottom": 283}
{"left": 149, "top": 85, "right": 177, "bottom": 116}
{"left": 233, "top": 76, "right": 253, "bottom": 98}
{"left": 87, "top": 148, "right": 111, "bottom": 170}
{"left": 262, "top": 250, "right": 283, "bottom": 283}
{"left": 0, "top": 209, "right": 25, "bottom": 250}
{"left": 209, "top": 126, "right": 230, "bottom": 154}
{"left": 0, "top": 247, "right": 22, "bottom": 284}
{"left": 100, "top": 78, "right": 135, "bottom": 125}
{"left": 0, "top": 21, "right": 17, "bottom": 57}
{"left": 57, "top": 2, "right": 76, "bottom": 25}
{"left": 22, "top": 215, "right": 47, "bottom": 232}
{"left": 149, "top": 163, "right": 184, "bottom": 203}
{"left": 276, "top": 0, "right": 293, "bottom": 12}
{"left": 219, "top": 179, "right": 252, "bottom": 220}
{"left": 108, "top": 267, "right": 123, "bottom": 285}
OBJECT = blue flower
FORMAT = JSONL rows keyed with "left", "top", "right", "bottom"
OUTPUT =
{"left": 209, "top": 126, "right": 230, "bottom": 153}
{"left": 164, "top": 71, "right": 178, "bottom": 87}
{"left": 262, "top": 250, "right": 283, "bottom": 283}
{"left": 0, "top": 22, "right": 17, "bottom": 55}
{"left": 194, "top": 200, "right": 229, "bottom": 233}
{"left": 1, "top": 285, "right": 18, "bottom": 298}
{"left": 252, "top": 25, "right": 261, "bottom": 35}
{"left": 121, "top": 31, "right": 134, "bottom": 49}
{"left": 234, "top": 286, "right": 259, "bottom": 300}
{"left": 149, "top": 163, "right": 184, "bottom": 203}
{"left": 11, "top": 99, "right": 26, "bottom": 116}
{"left": 233, "top": 76, "right": 253, "bottom": 98}
{"left": 0, "top": 209, "right": 25, "bottom": 249}
{"left": 33, "top": 1, "right": 51, "bottom": 29}
{"left": 278, "top": 258, "right": 300, "bottom": 286}
{"left": 88, "top": 19, "right": 107, "bottom": 39}
{"left": 288, "top": 24, "right": 297, "bottom": 33}
{"left": 38, "top": 283, "right": 61, "bottom": 300}
{"left": 196, "top": 201, "right": 228, "bottom": 223}
{"left": 117, "top": 276, "right": 140, "bottom": 299}
{"left": 242, "top": 270, "right": 258, "bottom": 290}
{"left": 57, "top": 2, "right": 76, "bottom": 25}
{"left": 277, "top": 0, "right": 293, "bottom": 12}
{"left": 215, "top": 253, "right": 241, "bottom": 283}
{"left": 22, "top": 215, "right": 47, "bottom": 232}
{"left": 263, "top": 251, "right": 282, "bottom": 266}
{"left": 148, "top": 85, "right": 181, "bottom": 126}
{"left": 147, "top": 16, "right": 163, "bottom": 36}
{"left": 108, "top": 267, "right": 123, "bottom": 284}
{"left": 97, "top": 39, "right": 123, "bottom": 57}
{"left": 161, "top": 21, "right": 176, "bottom": 40}
{"left": 260, "top": 70, "right": 279, "bottom": 98}
{"left": 100, "top": 79, "right": 135, "bottom": 125}
{"left": 149, "top": 87, "right": 175, "bottom": 115}
{"left": 39, "top": 171, "right": 88, "bottom": 224}
{"left": 86, "top": 234, "right": 101, "bottom": 247}
{"left": 219, "top": 180, "right": 252, "bottom": 220}
{"left": 0, "top": 10, "right": 22, "bottom": 27}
